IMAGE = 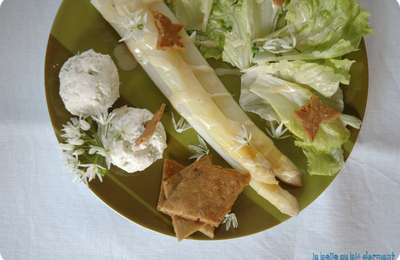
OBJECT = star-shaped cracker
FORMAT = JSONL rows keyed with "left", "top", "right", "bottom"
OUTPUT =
{"left": 272, "top": 0, "right": 285, "bottom": 8}
{"left": 293, "top": 93, "right": 341, "bottom": 143}
{"left": 152, "top": 10, "right": 186, "bottom": 52}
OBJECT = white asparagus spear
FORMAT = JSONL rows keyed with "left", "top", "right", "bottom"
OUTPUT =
{"left": 250, "top": 179, "right": 299, "bottom": 217}
{"left": 147, "top": 3, "right": 301, "bottom": 187}
{"left": 91, "top": 0, "right": 299, "bottom": 216}
{"left": 91, "top": 0, "right": 278, "bottom": 184}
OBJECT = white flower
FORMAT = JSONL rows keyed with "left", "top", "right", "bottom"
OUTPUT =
{"left": 59, "top": 143, "right": 75, "bottom": 151}
{"left": 263, "top": 38, "right": 294, "bottom": 53}
{"left": 89, "top": 143, "right": 111, "bottom": 170}
{"left": 79, "top": 115, "right": 91, "bottom": 131}
{"left": 67, "top": 137, "right": 85, "bottom": 146}
{"left": 222, "top": 213, "right": 238, "bottom": 231}
{"left": 61, "top": 151, "right": 83, "bottom": 181}
{"left": 262, "top": 29, "right": 297, "bottom": 54}
{"left": 92, "top": 109, "right": 115, "bottom": 126}
{"left": 265, "top": 121, "right": 291, "bottom": 144}
{"left": 71, "top": 170, "right": 84, "bottom": 183}
{"left": 59, "top": 114, "right": 111, "bottom": 185}
{"left": 188, "top": 135, "right": 209, "bottom": 161}
{"left": 61, "top": 115, "right": 90, "bottom": 139}
{"left": 85, "top": 164, "right": 105, "bottom": 182}
{"left": 61, "top": 150, "right": 78, "bottom": 167}
{"left": 75, "top": 149, "right": 85, "bottom": 156}
{"left": 76, "top": 164, "right": 105, "bottom": 185}
{"left": 229, "top": 125, "right": 252, "bottom": 151}
{"left": 60, "top": 121, "right": 81, "bottom": 139}
{"left": 116, "top": 7, "right": 150, "bottom": 42}
{"left": 70, "top": 117, "right": 79, "bottom": 125}
{"left": 172, "top": 112, "right": 192, "bottom": 133}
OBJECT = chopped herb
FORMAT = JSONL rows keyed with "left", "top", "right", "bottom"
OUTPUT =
{"left": 164, "top": 105, "right": 170, "bottom": 112}
{"left": 115, "top": 131, "right": 125, "bottom": 142}
{"left": 252, "top": 43, "right": 259, "bottom": 58}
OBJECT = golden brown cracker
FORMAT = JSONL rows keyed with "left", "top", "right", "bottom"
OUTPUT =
{"left": 163, "top": 154, "right": 213, "bottom": 199}
{"left": 198, "top": 224, "right": 215, "bottom": 239}
{"left": 157, "top": 159, "right": 185, "bottom": 211}
{"left": 135, "top": 103, "right": 166, "bottom": 146}
{"left": 293, "top": 93, "right": 341, "bottom": 143}
{"left": 152, "top": 10, "right": 186, "bottom": 52}
{"left": 157, "top": 156, "right": 214, "bottom": 241}
{"left": 163, "top": 155, "right": 215, "bottom": 240}
{"left": 171, "top": 215, "right": 206, "bottom": 242}
{"left": 272, "top": 0, "right": 285, "bottom": 8}
{"left": 161, "top": 162, "right": 250, "bottom": 227}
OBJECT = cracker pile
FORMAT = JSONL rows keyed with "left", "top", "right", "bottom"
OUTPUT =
{"left": 157, "top": 155, "right": 250, "bottom": 241}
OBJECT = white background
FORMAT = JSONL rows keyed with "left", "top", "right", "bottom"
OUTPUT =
{"left": 0, "top": 0, "right": 399, "bottom": 259}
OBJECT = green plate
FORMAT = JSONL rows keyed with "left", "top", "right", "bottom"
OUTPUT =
{"left": 44, "top": 0, "right": 369, "bottom": 240}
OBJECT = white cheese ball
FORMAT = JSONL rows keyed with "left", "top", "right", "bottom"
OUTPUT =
{"left": 59, "top": 49, "right": 119, "bottom": 117}
{"left": 107, "top": 106, "right": 167, "bottom": 173}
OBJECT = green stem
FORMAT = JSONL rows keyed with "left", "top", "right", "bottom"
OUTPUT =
{"left": 294, "top": 47, "right": 302, "bottom": 53}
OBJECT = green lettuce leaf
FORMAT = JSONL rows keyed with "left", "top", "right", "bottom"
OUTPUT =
{"left": 193, "top": 0, "right": 283, "bottom": 67}
{"left": 221, "top": 0, "right": 252, "bottom": 69}
{"left": 242, "top": 0, "right": 282, "bottom": 40}
{"left": 240, "top": 73, "right": 362, "bottom": 175}
{"left": 169, "top": 0, "right": 214, "bottom": 32}
{"left": 243, "top": 59, "right": 355, "bottom": 98}
{"left": 194, "top": 0, "right": 231, "bottom": 60}
{"left": 303, "top": 146, "right": 345, "bottom": 176}
{"left": 240, "top": 71, "right": 281, "bottom": 122}
{"left": 252, "top": 0, "right": 375, "bottom": 62}
{"left": 169, "top": 0, "right": 203, "bottom": 31}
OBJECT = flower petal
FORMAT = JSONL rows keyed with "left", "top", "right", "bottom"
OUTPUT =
{"left": 59, "top": 143, "right": 75, "bottom": 151}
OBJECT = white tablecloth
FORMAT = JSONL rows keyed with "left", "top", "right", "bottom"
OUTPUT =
{"left": 0, "top": 0, "right": 399, "bottom": 259}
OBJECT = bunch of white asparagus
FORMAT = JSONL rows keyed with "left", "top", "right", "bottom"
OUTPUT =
{"left": 91, "top": 0, "right": 301, "bottom": 216}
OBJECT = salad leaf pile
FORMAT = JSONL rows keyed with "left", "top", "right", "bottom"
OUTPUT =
{"left": 170, "top": 0, "right": 285, "bottom": 68}
{"left": 168, "top": 0, "right": 374, "bottom": 176}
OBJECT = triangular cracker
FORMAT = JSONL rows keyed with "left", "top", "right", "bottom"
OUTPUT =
{"left": 157, "top": 156, "right": 215, "bottom": 241}
{"left": 157, "top": 159, "right": 185, "bottom": 211}
{"left": 163, "top": 155, "right": 213, "bottom": 199}
{"left": 160, "top": 162, "right": 251, "bottom": 227}
{"left": 171, "top": 216, "right": 206, "bottom": 242}
{"left": 198, "top": 224, "right": 215, "bottom": 239}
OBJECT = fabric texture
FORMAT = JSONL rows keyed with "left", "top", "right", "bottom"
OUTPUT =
{"left": 0, "top": 0, "right": 399, "bottom": 259}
